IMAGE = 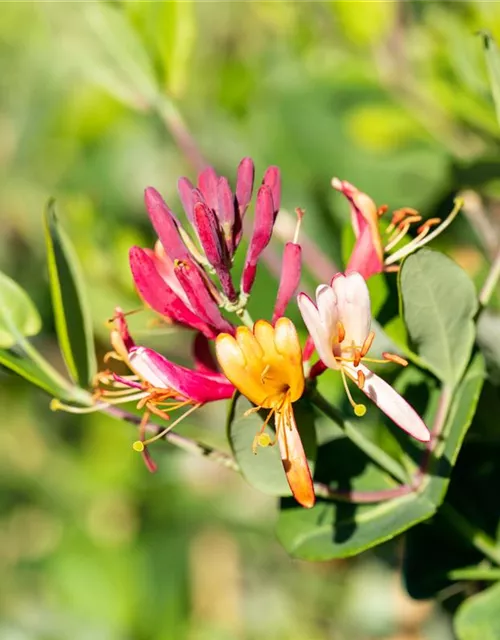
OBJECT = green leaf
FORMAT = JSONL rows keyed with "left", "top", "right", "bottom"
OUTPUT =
{"left": 276, "top": 353, "right": 484, "bottom": 560}
{"left": 482, "top": 32, "right": 500, "bottom": 129}
{"left": 400, "top": 249, "right": 478, "bottom": 387}
{"left": 477, "top": 310, "right": 500, "bottom": 384}
{"left": 0, "top": 271, "right": 42, "bottom": 348}
{"left": 454, "top": 582, "right": 500, "bottom": 640}
{"left": 227, "top": 393, "right": 317, "bottom": 498}
{"left": 44, "top": 200, "right": 97, "bottom": 388}
{"left": 0, "top": 347, "right": 77, "bottom": 401}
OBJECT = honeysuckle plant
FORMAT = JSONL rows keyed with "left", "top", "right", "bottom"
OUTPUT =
{"left": 1, "top": 149, "right": 499, "bottom": 627}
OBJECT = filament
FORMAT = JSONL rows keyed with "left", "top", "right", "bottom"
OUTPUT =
{"left": 134, "top": 403, "right": 202, "bottom": 450}
{"left": 340, "top": 367, "right": 366, "bottom": 417}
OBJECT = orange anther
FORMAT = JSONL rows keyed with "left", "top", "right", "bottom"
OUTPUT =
{"left": 174, "top": 258, "right": 188, "bottom": 269}
{"left": 401, "top": 215, "right": 422, "bottom": 227}
{"left": 353, "top": 349, "right": 361, "bottom": 367}
{"left": 382, "top": 352, "right": 408, "bottom": 367}
{"left": 417, "top": 217, "right": 441, "bottom": 234}
{"left": 336, "top": 321, "right": 346, "bottom": 343}
{"left": 357, "top": 369, "right": 365, "bottom": 390}
{"left": 377, "top": 204, "right": 388, "bottom": 217}
{"left": 360, "top": 331, "right": 375, "bottom": 357}
{"left": 384, "top": 265, "right": 400, "bottom": 273}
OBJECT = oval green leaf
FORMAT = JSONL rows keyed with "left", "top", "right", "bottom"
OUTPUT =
{"left": 44, "top": 200, "right": 97, "bottom": 388}
{"left": 227, "top": 393, "right": 317, "bottom": 498}
{"left": 400, "top": 249, "right": 478, "bottom": 387}
{"left": 454, "top": 581, "right": 500, "bottom": 640}
{"left": 0, "top": 271, "right": 41, "bottom": 348}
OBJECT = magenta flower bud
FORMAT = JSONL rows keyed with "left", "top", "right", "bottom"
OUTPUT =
{"left": 144, "top": 187, "right": 190, "bottom": 263}
{"left": 241, "top": 184, "right": 274, "bottom": 295}
{"left": 177, "top": 177, "right": 195, "bottom": 224}
{"left": 193, "top": 200, "right": 237, "bottom": 302}
{"left": 173, "top": 257, "right": 235, "bottom": 335}
{"left": 197, "top": 166, "right": 218, "bottom": 213}
{"left": 234, "top": 157, "right": 255, "bottom": 249}
{"left": 129, "top": 247, "right": 216, "bottom": 338}
{"left": 272, "top": 242, "right": 302, "bottom": 323}
{"left": 263, "top": 166, "right": 281, "bottom": 218}
{"left": 217, "top": 176, "right": 235, "bottom": 251}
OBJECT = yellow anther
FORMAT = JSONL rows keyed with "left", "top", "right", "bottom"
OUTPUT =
{"left": 354, "top": 404, "right": 367, "bottom": 417}
{"left": 50, "top": 399, "right": 61, "bottom": 411}
{"left": 132, "top": 441, "right": 145, "bottom": 452}
{"left": 257, "top": 433, "right": 273, "bottom": 448}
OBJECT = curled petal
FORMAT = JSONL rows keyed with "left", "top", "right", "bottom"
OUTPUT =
{"left": 297, "top": 293, "right": 337, "bottom": 370}
{"left": 346, "top": 363, "right": 430, "bottom": 442}
{"left": 130, "top": 347, "right": 235, "bottom": 403}
{"left": 277, "top": 403, "right": 315, "bottom": 509}
{"left": 272, "top": 242, "right": 302, "bottom": 323}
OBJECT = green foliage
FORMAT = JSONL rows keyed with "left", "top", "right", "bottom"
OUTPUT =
{"left": 0, "top": 272, "right": 41, "bottom": 348}
{"left": 454, "top": 582, "right": 500, "bottom": 640}
{"left": 44, "top": 200, "right": 96, "bottom": 388}
{"left": 400, "top": 249, "right": 478, "bottom": 387}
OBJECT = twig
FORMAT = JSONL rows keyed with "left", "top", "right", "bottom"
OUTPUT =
{"left": 103, "top": 404, "right": 240, "bottom": 472}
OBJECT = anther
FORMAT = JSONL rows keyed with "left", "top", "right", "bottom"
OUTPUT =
{"left": 354, "top": 404, "right": 367, "bottom": 417}
{"left": 357, "top": 370, "right": 365, "bottom": 390}
{"left": 336, "top": 321, "right": 346, "bottom": 343}
{"left": 360, "top": 331, "right": 375, "bottom": 357}
{"left": 377, "top": 204, "right": 388, "bottom": 217}
{"left": 383, "top": 352, "right": 408, "bottom": 367}
{"left": 353, "top": 349, "right": 361, "bottom": 368}
{"left": 417, "top": 217, "right": 441, "bottom": 234}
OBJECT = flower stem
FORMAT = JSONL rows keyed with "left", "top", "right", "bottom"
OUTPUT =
{"left": 103, "top": 404, "right": 240, "bottom": 472}
{"left": 310, "top": 390, "right": 408, "bottom": 485}
{"left": 479, "top": 244, "right": 500, "bottom": 307}
{"left": 313, "top": 483, "right": 413, "bottom": 503}
{"left": 440, "top": 503, "right": 500, "bottom": 566}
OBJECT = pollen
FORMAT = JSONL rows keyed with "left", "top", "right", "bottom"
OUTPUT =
{"left": 336, "top": 321, "right": 346, "bottom": 343}
{"left": 257, "top": 433, "right": 273, "bottom": 448}
{"left": 132, "top": 440, "right": 145, "bottom": 452}
{"left": 354, "top": 404, "right": 367, "bottom": 417}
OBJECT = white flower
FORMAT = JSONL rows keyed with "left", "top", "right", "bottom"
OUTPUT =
{"left": 298, "top": 272, "right": 430, "bottom": 442}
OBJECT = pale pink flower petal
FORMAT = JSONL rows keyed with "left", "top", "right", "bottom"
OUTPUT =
{"left": 331, "top": 273, "right": 371, "bottom": 348}
{"left": 346, "top": 363, "right": 430, "bottom": 442}
{"left": 297, "top": 293, "right": 337, "bottom": 369}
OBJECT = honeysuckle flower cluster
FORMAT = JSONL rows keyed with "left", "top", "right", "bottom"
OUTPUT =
{"left": 56, "top": 160, "right": 459, "bottom": 509}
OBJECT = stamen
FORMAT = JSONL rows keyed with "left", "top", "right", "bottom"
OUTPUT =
{"left": 257, "top": 433, "right": 273, "bottom": 447}
{"left": 252, "top": 407, "right": 277, "bottom": 454}
{"left": 106, "top": 306, "right": 143, "bottom": 326}
{"left": 384, "top": 223, "right": 410, "bottom": 252}
{"left": 50, "top": 399, "right": 108, "bottom": 414}
{"left": 133, "top": 403, "right": 202, "bottom": 450}
{"left": 377, "top": 204, "right": 388, "bottom": 217}
{"left": 340, "top": 367, "right": 366, "bottom": 417}
{"left": 353, "top": 349, "right": 361, "bottom": 367}
{"left": 357, "top": 369, "right": 365, "bottom": 390}
{"left": 293, "top": 207, "right": 305, "bottom": 244}
{"left": 385, "top": 198, "right": 462, "bottom": 266}
{"left": 417, "top": 217, "right": 441, "bottom": 235}
{"left": 360, "top": 331, "right": 375, "bottom": 357}
{"left": 383, "top": 352, "right": 408, "bottom": 367}
{"left": 336, "top": 321, "right": 346, "bottom": 343}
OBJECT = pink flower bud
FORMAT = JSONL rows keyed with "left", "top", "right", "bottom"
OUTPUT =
{"left": 241, "top": 184, "right": 274, "bottom": 295}
{"left": 263, "top": 166, "right": 281, "bottom": 218}
{"left": 129, "top": 247, "right": 216, "bottom": 338}
{"left": 197, "top": 166, "right": 218, "bottom": 213}
{"left": 217, "top": 176, "right": 235, "bottom": 252}
{"left": 272, "top": 242, "right": 302, "bottom": 323}
{"left": 144, "top": 187, "right": 190, "bottom": 263}
{"left": 234, "top": 157, "right": 255, "bottom": 248}
{"left": 177, "top": 177, "right": 195, "bottom": 224}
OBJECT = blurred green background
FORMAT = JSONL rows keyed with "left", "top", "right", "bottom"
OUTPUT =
{"left": 1, "top": 1, "right": 500, "bottom": 638}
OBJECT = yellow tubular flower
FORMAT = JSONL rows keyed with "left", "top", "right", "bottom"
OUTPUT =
{"left": 216, "top": 318, "right": 315, "bottom": 509}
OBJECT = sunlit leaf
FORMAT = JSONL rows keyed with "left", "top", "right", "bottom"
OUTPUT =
{"left": 454, "top": 581, "right": 500, "bottom": 640}
{"left": 227, "top": 393, "right": 317, "bottom": 498}
{"left": 400, "top": 249, "right": 478, "bottom": 387}
{"left": 0, "top": 271, "right": 41, "bottom": 348}
{"left": 276, "top": 353, "right": 484, "bottom": 560}
{"left": 44, "top": 199, "right": 97, "bottom": 388}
